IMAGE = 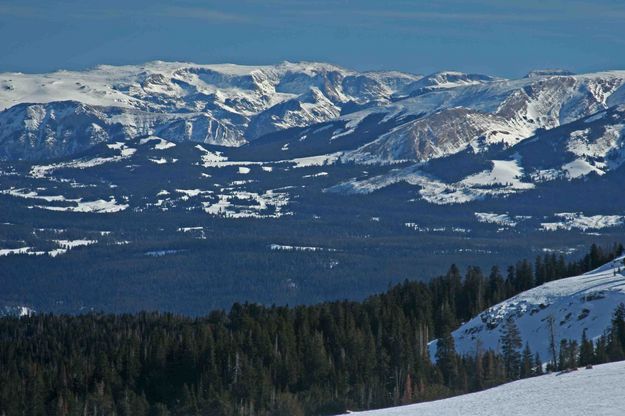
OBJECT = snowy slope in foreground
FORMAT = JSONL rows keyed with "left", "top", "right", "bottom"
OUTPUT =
{"left": 430, "top": 256, "right": 625, "bottom": 362}
{"left": 344, "top": 361, "right": 625, "bottom": 416}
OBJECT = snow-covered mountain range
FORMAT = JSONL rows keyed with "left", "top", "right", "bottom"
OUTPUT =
{"left": 0, "top": 61, "right": 421, "bottom": 160}
{"left": 331, "top": 104, "right": 625, "bottom": 204}
{"left": 321, "top": 69, "right": 625, "bottom": 165}
{"left": 2, "top": 61, "right": 625, "bottom": 165}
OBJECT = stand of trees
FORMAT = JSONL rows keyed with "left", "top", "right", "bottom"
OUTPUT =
{"left": 0, "top": 243, "right": 623, "bottom": 415}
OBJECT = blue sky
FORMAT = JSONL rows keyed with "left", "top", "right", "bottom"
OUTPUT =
{"left": 1, "top": 0, "right": 625, "bottom": 77}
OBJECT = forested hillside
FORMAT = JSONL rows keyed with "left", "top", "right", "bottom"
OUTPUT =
{"left": 1, "top": 244, "right": 624, "bottom": 416}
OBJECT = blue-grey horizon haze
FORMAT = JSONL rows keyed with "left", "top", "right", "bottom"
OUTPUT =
{"left": 1, "top": 0, "right": 624, "bottom": 77}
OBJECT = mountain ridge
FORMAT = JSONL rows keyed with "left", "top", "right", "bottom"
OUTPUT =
{"left": 3, "top": 60, "right": 625, "bottom": 164}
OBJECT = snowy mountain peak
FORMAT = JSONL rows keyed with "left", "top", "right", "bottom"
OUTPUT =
{"left": 525, "top": 68, "right": 576, "bottom": 78}
{"left": 399, "top": 70, "right": 499, "bottom": 97}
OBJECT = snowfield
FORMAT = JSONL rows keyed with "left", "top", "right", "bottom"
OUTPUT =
{"left": 0, "top": 306, "right": 35, "bottom": 317}
{"left": 540, "top": 212, "right": 625, "bottom": 232}
{"left": 269, "top": 244, "right": 336, "bottom": 252}
{"left": 29, "top": 142, "right": 137, "bottom": 178}
{"left": 474, "top": 212, "right": 521, "bottom": 228}
{"left": 330, "top": 157, "right": 535, "bottom": 205}
{"left": 343, "top": 360, "right": 625, "bottom": 416}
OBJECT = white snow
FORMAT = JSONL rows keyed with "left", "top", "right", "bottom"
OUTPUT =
{"left": 1, "top": 306, "right": 35, "bottom": 317}
{"left": 175, "top": 189, "right": 206, "bottom": 198}
{"left": 0, "top": 247, "right": 34, "bottom": 256}
{"left": 198, "top": 144, "right": 341, "bottom": 170}
{"left": 202, "top": 189, "right": 290, "bottom": 218}
{"left": 562, "top": 159, "right": 605, "bottom": 179}
{"left": 566, "top": 128, "right": 615, "bottom": 159}
{"left": 291, "top": 153, "right": 342, "bottom": 168}
{"left": 196, "top": 145, "right": 229, "bottom": 166}
{"left": 1, "top": 188, "right": 70, "bottom": 202}
{"left": 1, "top": 237, "right": 99, "bottom": 258}
{"left": 53, "top": 239, "right": 97, "bottom": 249}
{"left": 474, "top": 212, "right": 518, "bottom": 227}
{"left": 30, "top": 143, "right": 136, "bottom": 178}
{"left": 46, "top": 239, "right": 97, "bottom": 256}
{"left": 0, "top": 60, "right": 423, "bottom": 151}
{"left": 1, "top": 188, "right": 128, "bottom": 213}
{"left": 404, "top": 223, "right": 470, "bottom": 234}
{"left": 344, "top": 361, "right": 625, "bottom": 416}
{"left": 303, "top": 171, "right": 329, "bottom": 178}
{"left": 176, "top": 226, "right": 206, "bottom": 239}
{"left": 331, "top": 157, "right": 534, "bottom": 205}
{"left": 461, "top": 158, "right": 533, "bottom": 190}
{"left": 541, "top": 212, "right": 625, "bottom": 231}
{"left": 177, "top": 226, "right": 203, "bottom": 232}
{"left": 34, "top": 198, "right": 128, "bottom": 213}
{"left": 3, "top": 63, "right": 625, "bottom": 164}
{"left": 47, "top": 248, "right": 68, "bottom": 257}
{"left": 429, "top": 256, "right": 625, "bottom": 365}
{"left": 139, "top": 136, "right": 176, "bottom": 150}
{"left": 270, "top": 244, "right": 336, "bottom": 252}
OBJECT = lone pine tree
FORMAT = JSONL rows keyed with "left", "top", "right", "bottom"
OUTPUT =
{"left": 500, "top": 317, "right": 522, "bottom": 380}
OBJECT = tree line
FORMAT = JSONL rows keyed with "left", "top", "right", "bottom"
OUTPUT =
{"left": 0, "top": 243, "right": 623, "bottom": 415}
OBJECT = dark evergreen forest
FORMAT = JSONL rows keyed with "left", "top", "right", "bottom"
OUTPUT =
{"left": 1, "top": 243, "right": 624, "bottom": 416}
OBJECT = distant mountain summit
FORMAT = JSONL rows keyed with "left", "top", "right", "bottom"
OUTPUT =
{"left": 525, "top": 68, "right": 576, "bottom": 78}
{"left": 0, "top": 61, "right": 421, "bottom": 160}
{"left": 399, "top": 70, "right": 499, "bottom": 97}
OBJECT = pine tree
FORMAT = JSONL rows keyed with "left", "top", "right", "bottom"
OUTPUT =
{"left": 607, "top": 303, "right": 625, "bottom": 361}
{"left": 558, "top": 340, "right": 568, "bottom": 370}
{"left": 520, "top": 343, "right": 533, "bottom": 379}
{"left": 579, "top": 329, "right": 594, "bottom": 366}
{"left": 487, "top": 266, "right": 505, "bottom": 306}
{"left": 435, "top": 328, "right": 458, "bottom": 389}
{"left": 613, "top": 303, "right": 625, "bottom": 348}
{"left": 515, "top": 260, "right": 534, "bottom": 292}
{"left": 533, "top": 353, "right": 543, "bottom": 376}
{"left": 473, "top": 340, "right": 485, "bottom": 391}
{"left": 594, "top": 335, "right": 609, "bottom": 365}
{"left": 500, "top": 318, "right": 522, "bottom": 380}
{"left": 546, "top": 314, "right": 558, "bottom": 371}
{"left": 568, "top": 340, "right": 579, "bottom": 370}
{"left": 463, "top": 266, "right": 485, "bottom": 318}
{"left": 535, "top": 256, "right": 545, "bottom": 285}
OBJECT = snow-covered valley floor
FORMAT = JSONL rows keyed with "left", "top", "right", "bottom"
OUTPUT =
{"left": 344, "top": 360, "right": 625, "bottom": 416}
